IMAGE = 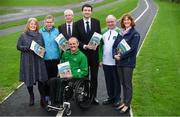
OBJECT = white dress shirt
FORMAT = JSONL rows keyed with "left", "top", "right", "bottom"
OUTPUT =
{"left": 66, "top": 22, "right": 73, "bottom": 35}
{"left": 83, "top": 18, "right": 91, "bottom": 32}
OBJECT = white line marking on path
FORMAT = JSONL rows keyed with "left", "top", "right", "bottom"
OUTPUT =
{"left": 130, "top": 0, "right": 150, "bottom": 116}
{"left": 0, "top": 82, "right": 24, "bottom": 104}
{"left": 134, "top": 0, "right": 149, "bottom": 23}
{"left": 137, "top": 2, "right": 158, "bottom": 56}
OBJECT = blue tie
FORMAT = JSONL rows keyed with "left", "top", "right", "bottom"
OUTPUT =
{"left": 67, "top": 25, "right": 71, "bottom": 37}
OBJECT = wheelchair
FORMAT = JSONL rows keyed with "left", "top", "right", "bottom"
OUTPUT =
{"left": 46, "top": 78, "right": 94, "bottom": 116}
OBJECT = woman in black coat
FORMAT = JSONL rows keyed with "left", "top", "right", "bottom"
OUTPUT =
{"left": 112, "top": 14, "right": 140, "bottom": 113}
{"left": 17, "top": 18, "right": 48, "bottom": 107}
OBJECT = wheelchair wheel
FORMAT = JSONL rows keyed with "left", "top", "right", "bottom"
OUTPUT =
{"left": 74, "top": 79, "right": 94, "bottom": 109}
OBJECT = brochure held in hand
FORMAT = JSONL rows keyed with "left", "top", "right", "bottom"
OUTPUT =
{"left": 57, "top": 61, "right": 72, "bottom": 78}
{"left": 88, "top": 32, "right": 102, "bottom": 50}
{"left": 116, "top": 39, "right": 131, "bottom": 55}
{"left": 55, "top": 33, "right": 69, "bottom": 51}
{"left": 30, "top": 40, "right": 45, "bottom": 58}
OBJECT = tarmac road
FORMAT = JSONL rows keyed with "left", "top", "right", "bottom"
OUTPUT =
{"left": 0, "top": 0, "right": 124, "bottom": 36}
{"left": 0, "top": 0, "right": 157, "bottom": 116}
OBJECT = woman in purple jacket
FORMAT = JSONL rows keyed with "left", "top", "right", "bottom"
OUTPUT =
{"left": 112, "top": 14, "right": 140, "bottom": 113}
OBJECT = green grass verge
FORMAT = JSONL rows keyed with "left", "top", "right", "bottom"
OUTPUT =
{"left": 0, "top": 9, "right": 20, "bottom": 15}
{"left": 0, "top": 0, "right": 138, "bottom": 102}
{"left": 0, "top": 0, "right": 82, "bottom": 6}
{"left": 132, "top": 0, "right": 180, "bottom": 116}
{"left": 0, "top": 32, "right": 21, "bottom": 102}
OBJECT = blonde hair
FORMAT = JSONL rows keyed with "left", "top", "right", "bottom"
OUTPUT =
{"left": 106, "top": 15, "right": 116, "bottom": 22}
{"left": 24, "top": 17, "right": 39, "bottom": 32}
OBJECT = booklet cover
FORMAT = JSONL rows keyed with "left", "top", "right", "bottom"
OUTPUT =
{"left": 88, "top": 32, "right": 102, "bottom": 50}
{"left": 116, "top": 39, "right": 131, "bottom": 55}
{"left": 55, "top": 33, "right": 69, "bottom": 51}
{"left": 30, "top": 40, "right": 45, "bottom": 58}
{"left": 57, "top": 61, "right": 72, "bottom": 78}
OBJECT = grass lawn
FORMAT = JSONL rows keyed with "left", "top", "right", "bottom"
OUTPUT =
{"left": 0, "top": 0, "right": 82, "bottom": 6}
{"left": 132, "top": 0, "right": 180, "bottom": 116}
{"left": 0, "top": 0, "right": 138, "bottom": 102}
{"left": 0, "top": 9, "right": 20, "bottom": 15}
{"left": 0, "top": 0, "right": 115, "bottom": 30}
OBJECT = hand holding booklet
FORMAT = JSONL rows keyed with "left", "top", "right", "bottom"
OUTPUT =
{"left": 55, "top": 33, "right": 69, "bottom": 51}
{"left": 57, "top": 61, "right": 72, "bottom": 78}
{"left": 88, "top": 32, "right": 102, "bottom": 50}
{"left": 116, "top": 39, "right": 131, "bottom": 55}
{"left": 30, "top": 40, "right": 45, "bottom": 58}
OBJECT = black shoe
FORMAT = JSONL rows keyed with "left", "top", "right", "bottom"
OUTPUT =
{"left": 92, "top": 98, "right": 99, "bottom": 105}
{"left": 102, "top": 98, "right": 114, "bottom": 105}
{"left": 119, "top": 106, "right": 130, "bottom": 114}
{"left": 29, "top": 94, "right": 34, "bottom": 106}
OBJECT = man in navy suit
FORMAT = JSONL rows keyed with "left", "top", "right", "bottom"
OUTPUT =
{"left": 58, "top": 9, "right": 76, "bottom": 40}
{"left": 75, "top": 4, "right": 101, "bottom": 105}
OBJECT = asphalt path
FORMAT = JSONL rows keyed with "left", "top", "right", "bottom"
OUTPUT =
{"left": 0, "top": 0, "right": 158, "bottom": 116}
{"left": 0, "top": 0, "right": 123, "bottom": 36}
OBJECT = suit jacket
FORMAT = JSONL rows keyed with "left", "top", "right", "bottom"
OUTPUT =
{"left": 58, "top": 23, "right": 76, "bottom": 40}
{"left": 75, "top": 18, "right": 101, "bottom": 50}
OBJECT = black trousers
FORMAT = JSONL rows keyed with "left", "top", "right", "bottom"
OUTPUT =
{"left": 83, "top": 50, "right": 99, "bottom": 98}
{"left": 45, "top": 59, "right": 60, "bottom": 96}
{"left": 117, "top": 67, "right": 134, "bottom": 107}
{"left": 45, "top": 59, "right": 60, "bottom": 78}
{"left": 49, "top": 78, "right": 76, "bottom": 105}
{"left": 103, "top": 65, "right": 121, "bottom": 103}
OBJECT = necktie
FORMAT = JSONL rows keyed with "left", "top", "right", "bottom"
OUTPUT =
{"left": 108, "top": 30, "right": 112, "bottom": 40}
{"left": 86, "top": 21, "right": 90, "bottom": 33}
{"left": 67, "top": 25, "right": 71, "bottom": 37}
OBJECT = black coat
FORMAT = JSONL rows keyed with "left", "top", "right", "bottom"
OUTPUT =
{"left": 112, "top": 27, "right": 140, "bottom": 68}
{"left": 75, "top": 18, "right": 101, "bottom": 63}
{"left": 17, "top": 31, "right": 48, "bottom": 86}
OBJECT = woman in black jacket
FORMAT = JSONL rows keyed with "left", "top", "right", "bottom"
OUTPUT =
{"left": 17, "top": 18, "right": 48, "bottom": 107}
{"left": 112, "top": 14, "right": 140, "bottom": 113}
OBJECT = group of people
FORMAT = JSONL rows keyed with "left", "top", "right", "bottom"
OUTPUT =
{"left": 17, "top": 3, "right": 140, "bottom": 114}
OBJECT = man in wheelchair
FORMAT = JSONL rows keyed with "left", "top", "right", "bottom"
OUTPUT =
{"left": 48, "top": 37, "right": 93, "bottom": 110}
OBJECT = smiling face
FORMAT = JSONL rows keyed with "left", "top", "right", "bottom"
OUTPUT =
{"left": 64, "top": 9, "right": 74, "bottom": 23}
{"left": 68, "top": 37, "right": 79, "bottom": 53}
{"left": 106, "top": 16, "right": 116, "bottom": 30}
{"left": 123, "top": 16, "right": 132, "bottom": 29}
{"left": 120, "top": 14, "right": 135, "bottom": 29}
{"left": 28, "top": 20, "right": 37, "bottom": 31}
{"left": 82, "top": 7, "right": 92, "bottom": 19}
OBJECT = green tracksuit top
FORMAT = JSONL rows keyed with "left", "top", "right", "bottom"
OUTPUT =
{"left": 61, "top": 49, "right": 88, "bottom": 78}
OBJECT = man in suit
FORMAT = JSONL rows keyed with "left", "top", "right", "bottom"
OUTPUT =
{"left": 75, "top": 4, "right": 101, "bottom": 105}
{"left": 58, "top": 9, "right": 76, "bottom": 39}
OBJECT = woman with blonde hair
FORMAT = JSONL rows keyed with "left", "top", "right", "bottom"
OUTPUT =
{"left": 17, "top": 18, "right": 48, "bottom": 107}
